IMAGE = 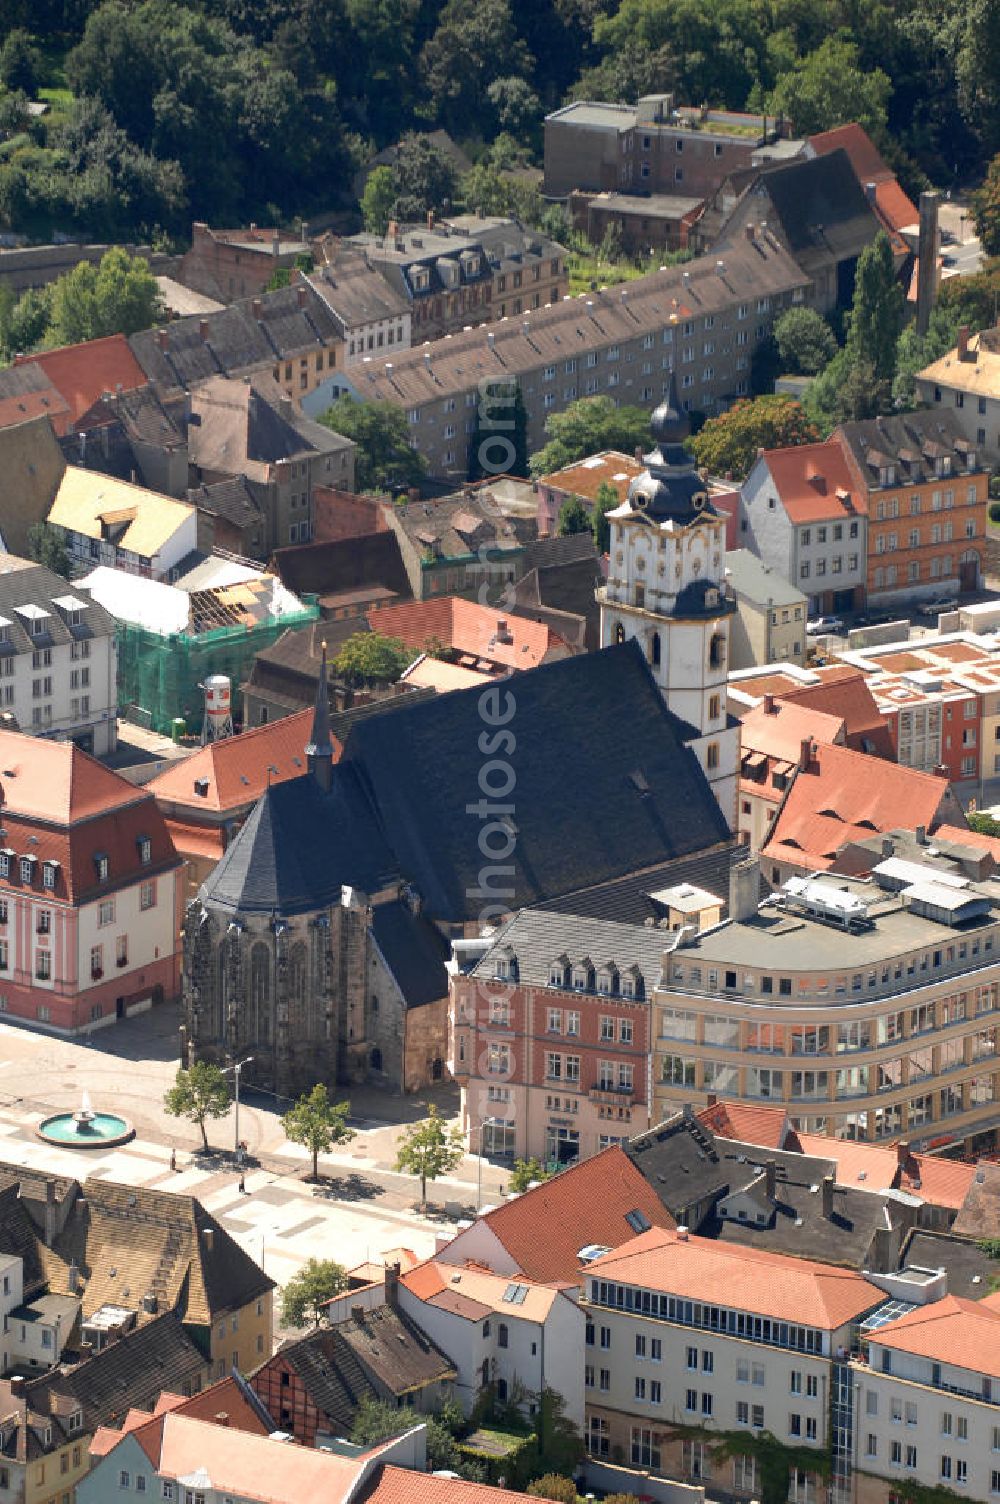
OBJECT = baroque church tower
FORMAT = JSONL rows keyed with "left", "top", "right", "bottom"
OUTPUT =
{"left": 598, "top": 374, "right": 739, "bottom": 828}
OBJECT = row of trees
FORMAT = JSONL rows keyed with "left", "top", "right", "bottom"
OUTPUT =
{"left": 0, "top": 246, "right": 160, "bottom": 361}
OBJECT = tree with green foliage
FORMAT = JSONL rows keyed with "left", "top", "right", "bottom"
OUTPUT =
{"left": 938, "top": 258, "right": 1000, "bottom": 333}
{"left": 390, "top": 133, "right": 458, "bottom": 221}
{"left": 539, "top": 204, "right": 572, "bottom": 246}
{"left": 45, "top": 247, "right": 162, "bottom": 348}
{"left": 773, "top": 306, "right": 838, "bottom": 377}
{"left": 514, "top": 1389, "right": 585, "bottom": 1489}
{"left": 529, "top": 397, "right": 650, "bottom": 477}
{"left": 968, "top": 811, "right": 1000, "bottom": 837}
{"left": 0, "top": 29, "right": 41, "bottom": 96}
{"left": 527, "top": 1477, "right": 577, "bottom": 1503}
{"left": 557, "top": 496, "right": 591, "bottom": 536}
{"left": 459, "top": 162, "right": 542, "bottom": 225}
{"left": 766, "top": 36, "right": 892, "bottom": 137}
{"left": 351, "top": 1395, "right": 411, "bottom": 1445}
{"left": 419, "top": 0, "right": 532, "bottom": 135}
{"left": 690, "top": 396, "right": 819, "bottom": 481}
{"left": 335, "top": 632, "right": 412, "bottom": 685}
{"left": 26, "top": 522, "right": 69, "bottom": 579}
{"left": 509, "top": 1156, "right": 553, "bottom": 1193}
{"left": 320, "top": 396, "right": 427, "bottom": 494}
{"left": 395, "top": 1103, "right": 465, "bottom": 1204}
{"left": 487, "top": 76, "right": 541, "bottom": 140}
{"left": 972, "top": 154, "right": 1000, "bottom": 257}
{"left": 280, "top": 1257, "right": 347, "bottom": 1327}
{"left": 846, "top": 231, "right": 905, "bottom": 393}
{"left": 468, "top": 378, "right": 529, "bottom": 479}
{"left": 282, "top": 1084, "right": 354, "bottom": 1181}
{"left": 591, "top": 481, "right": 620, "bottom": 553}
{"left": 163, "top": 1061, "right": 231, "bottom": 1152}
{"left": 361, "top": 165, "right": 397, "bottom": 236}
{"left": 893, "top": 304, "right": 962, "bottom": 407}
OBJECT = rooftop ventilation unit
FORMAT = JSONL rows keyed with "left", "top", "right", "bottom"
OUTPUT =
{"left": 780, "top": 877, "right": 874, "bottom": 932}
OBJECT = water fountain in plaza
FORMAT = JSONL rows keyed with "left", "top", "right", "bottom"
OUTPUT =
{"left": 38, "top": 1090, "right": 134, "bottom": 1148}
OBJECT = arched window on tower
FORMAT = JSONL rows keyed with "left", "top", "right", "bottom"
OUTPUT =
{"left": 710, "top": 632, "right": 726, "bottom": 669}
{"left": 614, "top": 622, "right": 625, "bottom": 645}
{"left": 650, "top": 632, "right": 661, "bottom": 667}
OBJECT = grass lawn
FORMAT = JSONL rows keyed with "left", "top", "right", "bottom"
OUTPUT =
{"left": 567, "top": 252, "right": 659, "bottom": 296}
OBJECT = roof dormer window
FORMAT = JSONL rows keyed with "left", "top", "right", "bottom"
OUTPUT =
{"left": 572, "top": 958, "right": 594, "bottom": 992}
{"left": 94, "top": 853, "right": 109, "bottom": 882}
{"left": 42, "top": 861, "right": 58, "bottom": 890}
{"left": 137, "top": 837, "right": 151, "bottom": 865}
{"left": 19, "top": 857, "right": 34, "bottom": 885}
{"left": 597, "top": 964, "right": 620, "bottom": 996}
{"left": 549, "top": 953, "right": 570, "bottom": 988}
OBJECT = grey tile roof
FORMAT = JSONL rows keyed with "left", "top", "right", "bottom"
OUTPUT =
{"left": 188, "top": 477, "right": 266, "bottom": 528}
{"left": 0, "top": 556, "right": 115, "bottom": 653}
{"left": 836, "top": 410, "right": 983, "bottom": 483}
{"left": 470, "top": 908, "right": 670, "bottom": 990}
{"left": 724, "top": 548, "right": 805, "bottom": 609}
{"left": 307, "top": 255, "right": 411, "bottom": 330}
{"left": 901, "top": 1229, "right": 999, "bottom": 1299}
{"left": 257, "top": 1325, "right": 372, "bottom": 1434}
{"left": 268, "top": 534, "right": 411, "bottom": 601}
{"left": 719, "top": 150, "right": 880, "bottom": 267}
{"left": 537, "top": 840, "right": 752, "bottom": 926}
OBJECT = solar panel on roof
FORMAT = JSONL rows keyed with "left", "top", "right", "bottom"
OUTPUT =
{"left": 502, "top": 1282, "right": 529, "bottom": 1304}
{"left": 861, "top": 1299, "right": 919, "bottom": 1332}
{"left": 625, "top": 1208, "right": 651, "bottom": 1233}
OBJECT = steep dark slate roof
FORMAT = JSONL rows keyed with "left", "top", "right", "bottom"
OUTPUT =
{"left": 342, "top": 640, "right": 731, "bottom": 921}
{"left": 189, "top": 476, "right": 266, "bottom": 528}
{"left": 23, "top": 1312, "right": 206, "bottom": 1433}
{"left": 0, "top": 1183, "right": 48, "bottom": 1299}
{"left": 538, "top": 840, "right": 753, "bottom": 925}
{"left": 519, "top": 532, "right": 598, "bottom": 574}
{"left": 370, "top": 900, "right": 449, "bottom": 1008}
{"left": 337, "top": 1304, "right": 455, "bottom": 1394}
{"left": 202, "top": 765, "right": 397, "bottom": 914}
{"left": 743, "top": 149, "right": 880, "bottom": 262}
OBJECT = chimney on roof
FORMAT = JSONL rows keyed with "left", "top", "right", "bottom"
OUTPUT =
{"left": 296, "top": 285, "right": 307, "bottom": 310}
{"left": 744, "top": 224, "right": 756, "bottom": 242}
{"left": 386, "top": 1262, "right": 400, "bottom": 1309}
{"left": 706, "top": 1093, "right": 717, "bottom": 1107}
{"left": 896, "top": 1140, "right": 911, "bottom": 1169}
{"left": 351, "top": 1306, "right": 365, "bottom": 1324}
{"left": 487, "top": 332, "right": 495, "bottom": 350}
{"left": 676, "top": 1226, "right": 689, "bottom": 1241}
{"left": 635, "top": 445, "right": 643, "bottom": 462}
{"left": 252, "top": 298, "right": 263, "bottom": 320}
{"left": 44, "top": 1178, "right": 55, "bottom": 1248}
{"left": 864, "top": 181, "right": 877, "bottom": 203}
{"left": 764, "top": 693, "right": 776, "bottom": 715}
{"left": 799, "top": 737, "right": 813, "bottom": 771}
{"left": 729, "top": 854, "right": 760, "bottom": 923}
{"left": 272, "top": 228, "right": 280, "bottom": 257}
{"left": 305, "top": 640, "right": 333, "bottom": 794}
{"left": 214, "top": 1412, "right": 230, "bottom": 1428}
{"left": 916, "top": 824, "right": 928, "bottom": 845}
{"left": 387, "top": 219, "right": 398, "bottom": 242}
{"left": 198, "top": 319, "right": 209, "bottom": 343}
{"left": 821, "top": 1175, "right": 834, "bottom": 1219}
{"left": 764, "top": 1159, "right": 777, "bottom": 1201}
{"left": 882, "top": 837, "right": 894, "bottom": 858}
{"left": 67, "top": 1260, "right": 80, "bottom": 1296}
{"left": 156, "top": 328, "right": 169, "bottom": 352}
{"left": 427, "top": 210, "right": 435, "bottom": 231}
{"left": 8, "top": 1378, "right": 24, "bottom": 1398}
{"left": 917, "top": 190, "right": 941, "bottom": 337}
{"left": 958, "top": 325, "right": 971, "bottom": 361}
{"left": 202, "top": 1227, "right": 214, "bottom": 1253}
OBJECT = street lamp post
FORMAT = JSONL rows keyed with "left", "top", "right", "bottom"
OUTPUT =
{"left": 224, "top": 1056, "right": 254, "bottom": 1165}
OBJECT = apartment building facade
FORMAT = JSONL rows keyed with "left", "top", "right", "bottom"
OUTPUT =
{"left": 0, "top": 557, "right": 117, "bottom": 756}
{"left": 580, "top": 1226, "right": 882, "bottom": 1498}
{"left": 544, "top": 95, "right": 785, "bottom": 199}
{"left": 652, "top": 851, "right": 1000, "bottom": 1152}
{"left": 0, "top": 734, "right": 182, "bottom": 1033}
{"left": 450, "top": 911, "right": 664, "bottom": 1166}
{"left": 917, "top": 326, "right": 1000, "bottom": 463}
{"left": 179, "top": 222, "right": 312, "bottom": 303}
{"left": 344, "top": 233, "right": 809, "bottom": 480}
{"left": 741, "top": 441, "right": 868, "bottom": 618}
{"left": 836, "top": 412, "right": 987, "bottom": 608}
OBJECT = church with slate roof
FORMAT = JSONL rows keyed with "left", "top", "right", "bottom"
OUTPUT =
{"left": 182, "top": 398, "right": 743, "bottom": 1100}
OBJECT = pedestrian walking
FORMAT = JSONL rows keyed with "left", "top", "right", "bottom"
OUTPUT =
{"left": 238, "top": 1173, "right": 246, "bottom": 1194}
{"left": 170, "top": 1149, "right": 177, "bottom": 1172}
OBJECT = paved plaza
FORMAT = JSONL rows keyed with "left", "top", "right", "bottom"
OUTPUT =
{"left": 0, "top": 1006, "right": 508, "bottom": 1321}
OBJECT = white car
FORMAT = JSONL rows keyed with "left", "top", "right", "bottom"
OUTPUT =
{"left": 806, "top": 615, "right": 844, "bottom": 636}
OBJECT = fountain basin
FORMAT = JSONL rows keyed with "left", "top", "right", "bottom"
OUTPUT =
{"left": 37, "top": 1112, "right": 134, "bottom": 1148}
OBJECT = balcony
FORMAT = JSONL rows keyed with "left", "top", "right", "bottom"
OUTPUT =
{"left": 589, "top": 1084, "right": 635, "bottom": 1105}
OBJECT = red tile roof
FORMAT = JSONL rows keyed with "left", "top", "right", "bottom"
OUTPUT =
{"left": 935, "top": 823, "right": 1000, "bottom": 859}
{"left": 0, "top": 732, "right": 180, "bottom": 903}
{"left": 163, "top": 820, "right": 226, "bottom": 863}
{"left": 739, "top": 698, "right": 845, "bottom": 764}
{"left": 0, "top": 389, "right": 70, "bottom": 430}
{"left": 698, "top": 1101, "right": 790, "bottom": 1148}
{"left": 762, "top": 440, "right": 866, "bottom": 524}
{"left": 367, "top": 597, "right": 569, "bottom": 672}
{"left": 871, "top": 1294, "right": 1000, "bottom": 1378}
{"left": 14, "top": 335, "right": 148, "bottom": 432}
{"left": 587, "top": 1226, "right": 882, "bottom": 1329}
{"left": 445, "top": 1146, "right": 674, "bottom": 1285}
{"left": 808, "top": 125, "right": 918, "bottom": 235}
{"left": 370, "top": 1464, "right": 565, "bottom": 1504}
{"left": 150, "top": 711, "right": 339, "bottom": 815}
{"left": 778, "top": 670, "right": 896, "bottom": 759}
{"left": 762, "top": 739, "right": 956, "bottom": 871}
{"left": 788, "top": 1133, "right": 976, "bottom": 1210}
{"left": 90, "top": 1377, "right": 269, "bottom": 1459}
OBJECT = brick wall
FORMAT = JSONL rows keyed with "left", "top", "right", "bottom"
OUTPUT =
{"left": 313, "top": 487, "right": 388, "bottom": 543}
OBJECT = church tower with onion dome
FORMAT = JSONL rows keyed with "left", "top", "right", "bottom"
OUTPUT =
{"left": 597, "top": 372, "right": 739, "bottom": 827}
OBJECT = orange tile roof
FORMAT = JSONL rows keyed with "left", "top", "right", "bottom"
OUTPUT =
{"left": 149, "top": 711, "right": 339, "bottom": 814}
{"left": 698, "top": 1101, "right": 789, "bottom": 1148}
{"left": 401, "top": 1260, "right": 565, "bottom": 1322}
{"left": 931, "top": 641, "right": 983, "bottom": 664}
{"left": 453, "top": 1146, "right": 674, "bottom": 1284}
{"left": 871, "top": 1294, "right": 1000, "bottom": 1377}
{"left": 164, "top": 819, "right": 226, "bottom": 863}
{"left": 370, "top": 1464, "right": 565, "bottom": 1504}
{"left": 792, "top": 1133, "right": 975, "bottom": 1211}
{"left": 762, "top": 440, "right": 866, "bottom": 524}
{"left": 368, "top": 597, "right": 567, "bottom": 671}
{"left": 587, "top": 1227, "right": 881, "bottom": 1329}
{"left": 778, "top": 670, "right": 895, "bottom": 758}
{"left": 936, "top": 823, "right": 1000, "bottom": 859}
{"left": 0, "top": 389, "right": 70, "bottom": 429}
{"left": 90, "top": 1377, "right": 267, "bottom": 1459}
{"left": 739, "top": 698, "right": 845, "bottom": 764}
{"left": 15, "top": 334, "right": 148, "bottom": 430}
{"left": 762, "top": 740, "right": 954, "bottom": 871}
{"left": 538, "top": 450, "right": 644, "bottom": 504}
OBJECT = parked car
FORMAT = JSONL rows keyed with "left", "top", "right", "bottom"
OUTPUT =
{"left": 806, "top": 615, "right": 845, "bottom": 636}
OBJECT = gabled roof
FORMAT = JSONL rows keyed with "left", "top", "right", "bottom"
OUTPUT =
{"left": 189, "top": 374, "right": 351, "bottom": 480}
{"left": 149, "top": 711, "right": 340, "bottom": 815}
{"left": 697, "top": 1101, "right": 789, "bottom": 1148}
{"left": 468, "top": 909, "right": 670, "bottom": 992}
{"left": 0, "top": 418, "right": 66, "bottom": 555}
{"left": 337, "top": 1303, "right": 456, "bottom": 1394}
{"left": 90, "top": 1377, "right": 271, "bottom": 1458}
{"left": 443, "top": 1146, "right": 674, "bottom": 1285}
{"left": 588, "top": 1225, "right": 882, "bottom": 1328}
{"left": 151, "top": 1411, "right": 381, "bottom": 1501}
{"left": 402, "top": 1260, "right": 566, "bottom": 1322}
{"left": 762, "top": 740, "right": 960, "bottom": 871}
{"left": 733, "top": 149, "right": 882, "bottom": 265}
{"left": 757, "top": 439, "right": 866, "bottom": 524}
{"left": 48, "top": 466, "right": 195, "bottom": 559}
{"left": 724, "top": 548, "right": 806, "bottom": 610}
{"left": 778, "top": 670, "right": 896, "bottom": 759}
{"left": 835, "top": 410, "right": 982, "bottom": 488}
{"left": 14, "top": 334, "right": 148, "bottom": 429}
{"left": 871, "top": 1293, "right": 1000, "bottom": 1379}
{"left": 368, "top": 1464, "right": 565, "bottom": 1504}
{"left": 0, "top": 362, "right": 70, "bottom": 431}
{"left": 807, "top": 125, "right": 918, "bottom": 234}
{"left": 739, "top": 697, "right": 845, "bottom": 766}
{"left": 367, "top": 596, "right": 569, "bottom": 671}
{"left": 790, "top": 1132, "right": 975, "bottom": 1211}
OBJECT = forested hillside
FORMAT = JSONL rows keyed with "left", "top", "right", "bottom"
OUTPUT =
{"left": 0, "top": 0, "right": 996, "bottom": 242}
